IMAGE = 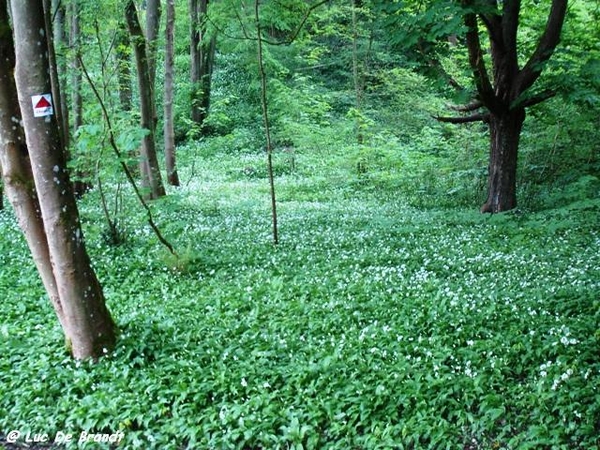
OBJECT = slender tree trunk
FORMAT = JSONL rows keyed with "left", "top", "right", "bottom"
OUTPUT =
{"left": 164, "top": 0, "right": 180, "bottom": 186}
{"left": 125, "top": 0, "right": 166, "bottom": 200}
{"left": 481, "top": 109, "right": 526, "bottom": 213}
{"left": 68, "top": 2, "right": 91, "bottom": 196}
{"left": 115, "top": 22, "right": 132, "bottom": 112}
{"left": 42, "top": 0, "right": 66, "bottom": 150}
{"left": 10, "top": 0, "right": 117, "bottom": 359}
{"left": 146, "top": 0, "right": 161, "bottom": 127}
{"left": 51, "top": 0, "right": 69, "bottom": 151}
{"left": 190, "top": 0, "right": 216, "bottom": 127}
{"left": 351, "top": 0, "right": 364, "bottom": 144}
{"left": 146, "top": 0, "right": 161, "bottom": 86}
{"left": 69, "top": 2, "right": 82, "bottom": 133}
{"left": 255, "top": 0, "right": 279, "bottom": 245}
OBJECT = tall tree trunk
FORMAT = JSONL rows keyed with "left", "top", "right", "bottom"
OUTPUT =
{"left": 42, "top": 0, "right": 66, "bottom": 150}
{"left": 125, "top": 0, "right": 166, "bottom": 200}
{"left": 115, "top": 22, "right": 132, "bottom": 112}
{"left": 351, "top": 0, "right": 364, "bottom": 144}
{"left": 145, "top": 0, "right": 161, "bottom": 89}
{"left": 481, "top": 109, "right": 526, "bottom": 213}
{"left": 190, "top": 0, "right": 216, "bottom": 127}
{"left": 0, "top": 0, "right": 61, "bottom": 323}
{"left": 51, "top": 0, "right": 69, "bottom": 150}
{"left": 69, "top": 2, "right": 82, "bottom": 133}
{"left": 68, "top": 1, "right": 91, "bottom": 196}
{"left": 164, "top": 0, "right": 179, "bottom": 186}
{"left": 10, "top": 0, "right": 117, "bottom": 359}
{"left": 255, "top": 0, "right": 279, "bottom": 245}
{"left": 146, "top": 0, "right": 161, "bottom": 127}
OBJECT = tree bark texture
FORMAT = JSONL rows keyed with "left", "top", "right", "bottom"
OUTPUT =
{"left": 69, "top": 1, "right": 82, "bottom": 133}
{"left": 145, "top": 0, "right": 161, "bottom": 128}
{"left": 125, "top": 0, "right": 166, "bottom": 200}
{"left": 51, "top": 0, "right": 69, "bottom": 151}
{"left": 10, "top": 0, "right": 117, "bottom": 359}
{"left": 481, "top": 109, "right": 526, "bottom": 213}
{"left": 164, "top": 0, "right": 180, "bottom": 186}
{"left": 190, "top": 0, "right": 216, "bottom": 127}
{"left": 145, "top": 0, "right": 161, "bottom": 89}
{"left": 115, "top": 22, "right": 132, "bottom": 112}
{"left": 42, "top": 0, "right": 66, "bottom": 151}
{"left": 457, "top": 0, "right": 568, "bottom": 212}
{"left": 0, "top": 0, "right": 62, "bottom": 326}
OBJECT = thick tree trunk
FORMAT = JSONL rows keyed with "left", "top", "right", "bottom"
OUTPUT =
{"left": 190, "top": 0, "right": 216, "bottom": 127}
{"left": 125, "top": 0, "right": 166, "bottom": 200}
{"left": 0, "top": 0, "right": 61, "bottom": 325}
{"left": 481, "top": 109, "right": 526, "bottom": 213}
{"left": 10, "top": 0, "right": 117, "bottom": 359}
{"left": 164, "top": 0, "right": 180, "bottom": 186}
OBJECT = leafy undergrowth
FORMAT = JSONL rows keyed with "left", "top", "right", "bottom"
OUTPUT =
{"left": 0, "top": 151, "right": 599, "bottom": 450}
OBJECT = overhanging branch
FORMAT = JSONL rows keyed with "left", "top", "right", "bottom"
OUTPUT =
{"left": 448, "top": 99, "right": 484, "bottom": 112}
{"left": 513, "top": 89, "right": 556, "bottom": 109}
{"left": 515, "top": 0, "right": 568, "bottom": 95}
{"left": 434, "top": 112, "right": 490, "bottom": 124}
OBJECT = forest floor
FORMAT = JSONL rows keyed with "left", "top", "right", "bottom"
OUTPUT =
{"left": 0, "top": 148, "right": 599, "bottom": 449}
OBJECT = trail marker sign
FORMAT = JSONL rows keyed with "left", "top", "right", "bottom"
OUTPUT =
{"left": 31, "top": 94, "right": 54, "bottom": 117}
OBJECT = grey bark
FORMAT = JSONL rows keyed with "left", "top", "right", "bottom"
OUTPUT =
{"left": 164, "top": 0, "right": 180, "bottom": 186}
{"left": 0, "top": 0, "right": 61, "bottom": 324}
{"left": 51, "top": 0, "right": 69, "bottom": 150}
{"left": 190, "top": 0, "right": 216, "bottom": 127}
{"left": 125, "top": 0, "right": 166, "bottom": 199}
{"left": 10, "top": 0, "right": 117, "bottom": 359}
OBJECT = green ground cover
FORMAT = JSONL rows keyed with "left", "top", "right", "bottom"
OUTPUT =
{"left": 0, "top": 148, "right": 599, "bottom": 449}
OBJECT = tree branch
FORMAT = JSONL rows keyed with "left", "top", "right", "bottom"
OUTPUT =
{"left": 448, "top": 99, "right": 484, "bottom": 112}
{"left": 78, "top": 55, "right": 178, "bottom": 257}
{"left": 514, "top": 0, "right": 568, "bottom": 96}
{"left": 434, "top": 112, "right": 490, "bottom": 124}
{"left": 462, "top": 9, "right": 499, "bottom": 113}
{"left": 207, "top": 0, "right": 330, "bottom": 46}
{"left": 513, "top": 89, "right": 556, "bottom": 109}
{"left": 501, "top": 0, "right": 520, "bottom": 57}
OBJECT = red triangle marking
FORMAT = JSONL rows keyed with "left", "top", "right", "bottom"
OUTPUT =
{"left": 35, "top": 97, "right": 51, "bottom": 109}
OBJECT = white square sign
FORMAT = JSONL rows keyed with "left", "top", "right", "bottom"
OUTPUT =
{"left": 31, "top": 94, "right": 54, "bottom": 117}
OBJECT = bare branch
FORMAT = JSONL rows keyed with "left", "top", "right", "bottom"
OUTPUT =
{"left": 207, "top": 0, "right": 331, "bottom": 46}
{"left": 448, "top": 99, "right": 484, "bottom": 112}
{"left": 434, "top": 113, "right": 490, "bottom": 124}
{"left": 514, "top": 89, "right": 556, "bottom": 109}
{"left": 78, "top": 54, "right": 178, "bottom": 257}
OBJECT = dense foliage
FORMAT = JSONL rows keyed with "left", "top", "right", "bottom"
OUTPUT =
{"left": 1, "top": 147, "right": 599, "bottom": 448}
{"left": 1, "top": 0, "right": 599, "bottom": 448}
